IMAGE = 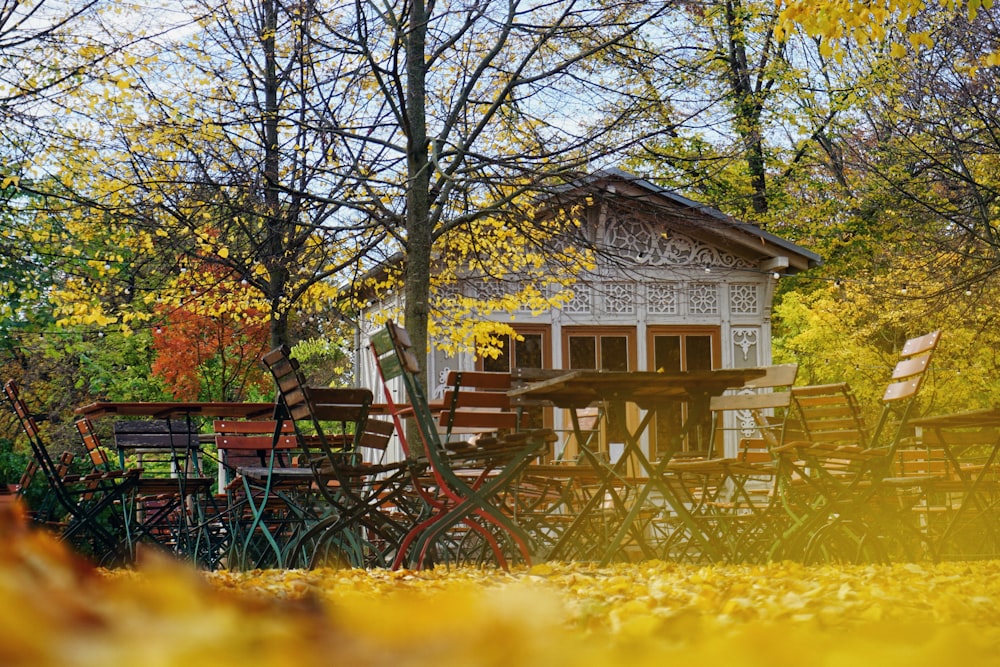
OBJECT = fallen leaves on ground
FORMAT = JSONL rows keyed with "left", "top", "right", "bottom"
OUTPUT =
{"left": 1, "top": 506, "right": 999, "bottom": 666}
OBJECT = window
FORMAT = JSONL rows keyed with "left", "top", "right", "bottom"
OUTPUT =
{"left": 479, "top": 326, "right": 549, "bottom": 374}
{"left": 564, "top": 328, "right": 635, "bottom": 372}
{"left": 647, "top": 327, "right": 721, "bottom": 458}
{"left": 478, "top": 325, "right": 551, "bottom": 430}
{"left": 562, "top": 327, "right": 637, "bottom": 450}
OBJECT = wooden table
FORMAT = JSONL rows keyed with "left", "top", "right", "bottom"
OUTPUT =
{"left": 509, "top": 369, "right": 761, "bottom": 411}
{"left": 75, "top": 401, "right": 276, "bottom": 566}
{"left": 76, "top": 401, "right": 276, "bottom": 419}
{"left": 509, "top": 368, "right": 765, "bottom": 563}
{"left": 75, "top": 400, "right": 276, "bottom": 487}
{"left": 909, "top": 408, "right": 1000, "bottom": 430}
{"left": 903, "top": 408, "right": 1000, "bottom": 558}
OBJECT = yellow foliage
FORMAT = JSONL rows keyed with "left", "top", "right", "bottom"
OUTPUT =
{"left": 889, "top": 42, "right": 908, "bottom": 58}
{"left": 424, "top": 203, "right": 591, "bottom": 357}
{"left": 4, "top": 504, "right": 1000, "bottom": 667}
{"left": 776, "top": 0, "right": 981, "bottom": 55}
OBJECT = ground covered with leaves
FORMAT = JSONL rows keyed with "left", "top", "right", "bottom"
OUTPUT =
{"left": 2, "top": 516, "right": 1000, "bottom": 666}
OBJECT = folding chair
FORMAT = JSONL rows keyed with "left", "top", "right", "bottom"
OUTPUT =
{"left": 4, "top": 381, "right": 139, "bottom": 565}
{"left": 370, "top": 321, "right": 554, "bottom": 569}
{"left": 772, "top": 330, "right": 941, "bottom": 563}
{"left": 260, "top": 346, "right": 419, "bottom": 568}
{"left": 708, "top": 364, "right": 798, "bottom": 459}
{"left": 212, "top": 418, "right": 317, "bottom": 569}
{"left": 75, "top": 417, "right": 224, "bottom": 568}
{"left": 662, "top": 364, "right": 799, "bottom": 563}
{"left": 881, "top": 415, "right": 1000, "bottom": 561}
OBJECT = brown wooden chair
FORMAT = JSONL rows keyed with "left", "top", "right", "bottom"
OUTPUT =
{"left": 771, "top": 330, "right": 942, "bottom": 563}
{"left": 675, "top": 365, "right": 798, "bottom": 563}
{"left": 881, "top": 419, "right": 1000, "bottom": 561}
{"left": 211, "top": 418, "right": 315, "bottom": 569}
{"left": 708, "top": 363, "right": 798, "bottom": 461}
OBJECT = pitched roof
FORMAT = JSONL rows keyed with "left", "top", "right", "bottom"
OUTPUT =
{"left": 548, "top": 167, "right": 823, "bottom": 274}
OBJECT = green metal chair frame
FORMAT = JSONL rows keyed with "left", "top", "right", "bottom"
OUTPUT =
{"left": 261, "top": 346, "right": 419, "bottom": 569}
{"left": 4, "top": 381, "right": 139, "bottom": 565}
{"left": 370, "top": 321, "right": 549, "bottom": 569}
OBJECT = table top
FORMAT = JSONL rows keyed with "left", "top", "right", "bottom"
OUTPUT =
{"left": 909, "top": 407, "right": 1000, "bottom": 429}
{"left": 75, "top": 401, "right": 277, "bottom": 420}
{"left": 507, "top": 368, "right": 766, "bottom": 410}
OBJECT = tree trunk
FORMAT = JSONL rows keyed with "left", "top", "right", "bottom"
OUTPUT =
{"left": 403, "top": 0, "right": 431, "bottom": 453}
{"left": 725, "top": 0, "right": 768, "bottom": 215}
{"left": 261, "top": 0, "right": 290, "bottom": 349}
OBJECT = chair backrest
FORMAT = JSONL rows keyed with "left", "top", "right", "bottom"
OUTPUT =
{"left": 74, "top": 417, "right": 115, "bottom": 473}
{"left": 881, "top": 330, "right": 941, "bottom": 405}
{"left": 709, "top": 364, "right": 798, "bottom": 458}
{"left": 892, "top": 438, "right": 950, "bottom": 478}
{"left": 869, "top": 329, "right": 941, "bottom": 453}
{"left": 112, "top": 419, "right": 201, "bottom": 477}
{"left": 4, "top": 381, "right": 95, "bottom": 516}
{"left": 213, "top": 419, "right": 298, "bottom": 451}
{"left": 439, "top": 371, "right": 519, "bottom": 442}
{"left": 261, "top": 346, "right": 313, "bottom": 421}
{"left": 355, "top": 417, "right": 396, "bottom": 457}
{"left": 213, "top": 419, "right": 298, "bottom": 487}
{"left": 370, "top": 321, "right": 440, "bottom": 457}
{"left": 260, "top": 345, "right": 377, "bottom": 460}
{"left": 789, "top": 382, "right": 869, "bottom": 448}
{"left": 16, "top": 459, "right": 40, "bottom": 496}
{"left": 4, "top": 381, "right": 63, "bottom": 483}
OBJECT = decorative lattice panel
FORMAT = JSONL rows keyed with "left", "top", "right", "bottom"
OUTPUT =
{"left": 689, "top": 282, "right": 719, "bottom": 315}
{"left": 647, "top": 282, "right": 679, "bottom": 315}
{"left": 729, "top": 283, "right": 760, "bottom": 315}
{"left": 605, "top": 213, "right": 754, "bottom": 269}
{"left": 604, "top": 282, "right": 636, "bottom": 315}
{"left": 563, "top": 285, "right": 593, "bottom": 314}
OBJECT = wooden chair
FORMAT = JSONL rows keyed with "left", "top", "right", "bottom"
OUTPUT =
{"left": 260, "top": 346, "right": 418, "bottom": 569}
{"left": 112, "top": 419, "right": 203, "bottom": 477}
{"left": 669, "top": 364, "right": 798, "bottom": 563}
{"left": 881, "top": 421, "right": 1000, "bottom": 561}
{"left": 785, "top": 383, "right": 867, "bottom": 449}
{"left": 76, "top": 417, "right": 223, "bottom": 567}
{"left": 213, "top": 419, "right": 298, "bottom": 490}
{"left": 772, "top": 330, "right": 941, "bottom": 563}
{"left": 370, "top": 320, "right": 554, "bottom": 569}
{"left": 211, "top": 418, "right": 315, "bottom": 569}
{"left": 4, "top": 381, "right": 139, "bottom": 565}
{"left": 708, "top": 363, "right": 798, "bottom": 461}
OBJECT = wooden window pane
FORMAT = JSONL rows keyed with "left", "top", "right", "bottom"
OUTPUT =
{"left": 686, "top": 335, "right": 713, "bottom": 371}
{"left": 654, "top": 335, "right": 682, "bottom": 373}
{"left": 569, "top": 336, "right": 597, "bottom": 370}
{"left": 482, "top": 334, "right": 511, "bottom": 372}
{"left": 601, "top": 336, "right": 629, "bottom": 371}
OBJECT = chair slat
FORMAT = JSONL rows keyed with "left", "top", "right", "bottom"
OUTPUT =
{"left": 900, "top": 330, "right": 941, "bottom": 357}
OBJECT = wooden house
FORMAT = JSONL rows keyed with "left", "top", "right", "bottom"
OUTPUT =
{"left": 354, "top": 168, "right": 821, "bottom": 462}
